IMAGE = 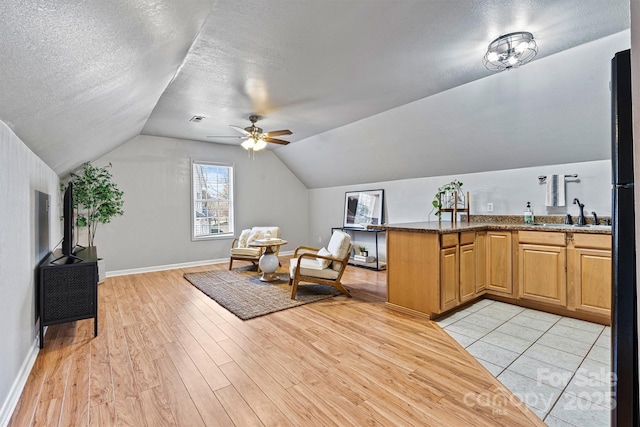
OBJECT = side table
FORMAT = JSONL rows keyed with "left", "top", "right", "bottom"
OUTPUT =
{"left": 248, "top": 238, "right": 288, "bottom": 281}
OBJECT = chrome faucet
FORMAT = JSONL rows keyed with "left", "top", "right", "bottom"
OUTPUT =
{"left": 573, "top": 198, "right": 586, "bottom": 225}
{"left": 592, "top": 211, "right": 598, "bottom": 225}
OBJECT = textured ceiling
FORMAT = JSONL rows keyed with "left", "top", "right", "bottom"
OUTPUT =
{"left": 0, "top": 0, "right": 631, "bottom": 182}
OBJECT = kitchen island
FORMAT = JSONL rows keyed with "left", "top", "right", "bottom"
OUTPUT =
{"left": 370, "top": 219, "right": 612, "bottom": 325}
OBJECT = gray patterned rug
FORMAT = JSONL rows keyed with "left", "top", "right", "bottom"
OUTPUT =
{"left": 183, "top": 267, "right": 341, "bottom": 320}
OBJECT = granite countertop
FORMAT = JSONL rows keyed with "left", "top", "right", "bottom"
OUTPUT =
{"left": 368, "top": 215, "right": 612, "bottom": 235}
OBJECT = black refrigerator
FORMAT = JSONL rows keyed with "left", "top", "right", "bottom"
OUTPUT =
{"left": 611, "top": 48, "right": 639, "bottom": 426}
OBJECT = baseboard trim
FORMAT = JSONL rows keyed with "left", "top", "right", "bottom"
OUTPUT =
{"left": 106, "top": 251, "right": 295, "bottom": 278}
{"left": 0, "top": 335, "right": 40, "bottom": 427}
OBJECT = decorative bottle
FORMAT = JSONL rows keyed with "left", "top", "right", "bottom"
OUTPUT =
{"left": 524, "top": 202, "right": 534, "bottom": 224}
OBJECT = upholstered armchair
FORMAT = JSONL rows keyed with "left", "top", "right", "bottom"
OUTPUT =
{"left": 229, "top": 226, "right": 281, "bottom": 270}
{"left": 289, "top": 230, "right": 353, "bottom": 299}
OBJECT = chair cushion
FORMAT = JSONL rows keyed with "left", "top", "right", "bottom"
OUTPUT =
{"left": 290, "top": 258, "right": 340, "bottom": 280}
{"left": 327, "top": 230, "right": 351, "bottom": 271}
{"left": 238, "top": 229, "right": 252, "bottom": 248}
{"left": 231, "top": 247, "right": 261, "bottom": 257}
{"left": 251, "top": 226, "right": 280, "bottom": 239}
{"left": 316, "top": 247, "right": 332, "bottom": 269}
{"left": 247, "top": 229, "right": 264, "bottom": 245}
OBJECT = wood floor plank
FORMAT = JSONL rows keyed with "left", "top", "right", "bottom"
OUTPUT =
{"left": 162, "top": 340, "right": 234, "bottom": 426}
{"left": 9, "top": 257, "right": 546, "bottom": 426}
{"left": 218, "top": 361, "right": 292, "bottom": 427}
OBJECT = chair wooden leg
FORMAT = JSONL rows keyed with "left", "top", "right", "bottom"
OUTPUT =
{"left": 333, "top": 282, "right": 352, "bottom": 297}
{"left": 290, "top": 279, "right": 299, "bottom": 299}
{"left": 228, "top": 258, "right": 234, "bottom": 270}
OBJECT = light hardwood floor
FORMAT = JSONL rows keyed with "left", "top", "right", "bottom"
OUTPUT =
{"left": 9, "top": 257, "right": 545, "bottom": 426}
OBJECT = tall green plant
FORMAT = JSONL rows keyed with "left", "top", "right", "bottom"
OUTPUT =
{"left": 68, "top": 162, "right": 124, "bottom": 247}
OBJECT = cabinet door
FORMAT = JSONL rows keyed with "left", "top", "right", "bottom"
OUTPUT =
{"left": 459, "top": 243, "right": 476, "bottom": 302}
{"left": 570, "top": 248, "right": 611, "bottom": 316}
{"left": 475, "top": 232, "right": 486, "bottom": 293}
{"left": 519, "top": 244, "right": 567, "bottom": 306}
{"left": 486, "top": 232, "right": 513, "bottom": 294}
{"left": 440, "top": 246, "right": 459, "bottom": 311}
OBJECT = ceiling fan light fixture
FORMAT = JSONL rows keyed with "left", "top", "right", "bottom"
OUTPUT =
{"left": 241, "top": 138, "right": 256, "bottom": 150}
{"left": 253, "top": 138, "right": 267, "bottom": 151}
{"left": 483, "top": 31, "right": 537, "bottom": 72}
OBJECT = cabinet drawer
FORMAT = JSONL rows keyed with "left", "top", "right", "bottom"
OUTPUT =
{"left": 573, "top": 233, "right": 612, "bottom": 250}
{"left": 460, "top": 231, "right": 475, "bottom": 245}
{"left": 518, "top": 230, "right": 566, "bottom": 246}
{"left": 441, "top": 233, "right": 459, "bottom": 248}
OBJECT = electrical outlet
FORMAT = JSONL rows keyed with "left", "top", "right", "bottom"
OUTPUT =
{"left": 487, "top": 203, "right": 494, "bottom": 212}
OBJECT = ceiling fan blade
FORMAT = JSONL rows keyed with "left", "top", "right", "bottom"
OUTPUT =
{"left": 264, "top": 137, "right": 290, "bottom": 145}
{"left": 264, "top": 129, "right": 292, "bottom": 137}
{"left": 206, "top": 135, "right": 247, "bottom": 139}
{"left": 230, "top": 125, "right": 251, "bottom": 135}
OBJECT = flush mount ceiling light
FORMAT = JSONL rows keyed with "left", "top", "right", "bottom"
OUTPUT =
{"left": 483, "top": 31, "right": 538, "bottom": 72}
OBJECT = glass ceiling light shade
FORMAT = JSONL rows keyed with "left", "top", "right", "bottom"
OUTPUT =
{"left": 253, "top": 137, "right": 267, "bottom": 151}
{"left": 483, "top": 31, "right": 537, "bottom": 72}
{"left": 241, "top": 137, "right": 256, "bottom": 150}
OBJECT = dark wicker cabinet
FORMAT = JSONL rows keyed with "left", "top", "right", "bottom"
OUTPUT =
{"left": 38, "top": 247, "right": 98, "bottom": 348}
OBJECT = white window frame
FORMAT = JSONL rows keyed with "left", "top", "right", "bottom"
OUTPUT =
{"left": 191, "top": 160, "right": 235, "bottom": 241}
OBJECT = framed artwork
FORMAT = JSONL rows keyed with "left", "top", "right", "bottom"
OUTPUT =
{"left": 343, "top": 189, "right": 384, "bottom": 228}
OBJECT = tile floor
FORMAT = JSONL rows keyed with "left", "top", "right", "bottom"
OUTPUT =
{"left": 435, "top": 299, "right": 612, "bottom": 427}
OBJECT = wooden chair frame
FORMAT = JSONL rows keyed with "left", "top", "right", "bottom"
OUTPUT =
{"left": 228, "top": 236, "right": 265, "bottom": 271}
{"left": 289, "top": 244, "right": 353, "bottom": 299}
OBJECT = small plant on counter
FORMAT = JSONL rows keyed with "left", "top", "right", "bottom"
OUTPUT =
{"left": 358, "top": 245, "right": 367, "bottom": 255}
{"left": 432, "top": 179, "right": 463, "bottom": 220}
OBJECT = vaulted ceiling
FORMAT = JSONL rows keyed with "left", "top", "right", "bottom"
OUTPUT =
{"left": 0, "top": 0, "right": 630, "bottom": 186}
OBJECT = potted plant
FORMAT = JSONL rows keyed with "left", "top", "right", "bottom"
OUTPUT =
{"left": 358, "top": 245, "right": 368, "bottom": 257}
{"left": 432, "top": 179, "right": 463, "bottom": 220}
{"left": 68, "top": 162, "right": 124, "bottom": 282}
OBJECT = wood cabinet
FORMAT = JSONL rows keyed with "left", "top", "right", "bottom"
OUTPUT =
{"left": 459, "top": 233, "right": 477, "bottom": 303}
{"left": 475, "top": 231, "right": 486, "bottom": 293}
{"left": 567, "top": 234, "right": 612, "bottom": 319}
{"left": 439, "top": 232, "right": 476, "bottom": 311}
{"left": 517, "top": 231, "right": 567, "bottom": 307}
{"left": 485, "top": 231, "right": 512, "bottom": 295}
{"left": 385, "top": 225, "right": 611, "bottom": 324}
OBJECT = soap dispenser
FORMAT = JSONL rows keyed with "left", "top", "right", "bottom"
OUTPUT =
{"left": 524, "top": 202, "right": 534, "bottom": 224}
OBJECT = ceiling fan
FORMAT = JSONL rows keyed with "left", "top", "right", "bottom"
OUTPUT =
{"left": 207, "top": 115, "right": 293, "bottom": 152}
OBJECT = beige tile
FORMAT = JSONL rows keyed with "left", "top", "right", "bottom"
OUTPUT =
{"left": 460, "top": 312, "right": 505, "bottom": 329}
{"left": 476, "top": 358, "right": 504, "bottom": 377}
{"left": 466, "top": 341, "right": 520, "bottom": 368}
{"left": 545, "top": 414, "right": 580, "bottom": 426}
{"left": 547, "top": 323, "right": 600, "bottom": 345}
{"left": 564, "top": 373, "right": 614, "bottom": 409}
{"left": 585, "top": 345, "right": 611, "bottom": 365}
{"left": 444, "top": 330, "right": 477, "bottom": 348}
{"left": 480, "top": 330, "right": 533, "bottom": 353}
{"left": 601, "top": 326, "right": 611, "bottom": 337}
{"left": 594, "top": 332, "right": 611, "bottom": 349}
{"left": 444, "top": 320, "right": 492, "bottom": 340}
{"left": 556, "top": 317, "right": 605, "bottom": 334}
{"left": 497, "top": 370, "right": 561, "bottom": 413}
{"left": 507, "top": 356, "right": 573, "bottom": 389}
{"left": 509, "top": 313, "right": 556, "bottom": 332}
{"left": 486, "top": 301, "right": 526, "bottom": 315}
{"left": 519, "top": 308, "right": 562, "bottom": 323}
{"left": 495, "top": 322, "right": 546, "bottom": 342}
{"left": 475, "top": 305, "right": 518, "bottom": 322}
{"left": 536, "top": 332, "right": 592, "bottom": 358}
{"left": 523, "top": 343, "right": 583, "bottom": 372}
{"left": 548, "top": 393, "right": 610, "bottom": 427}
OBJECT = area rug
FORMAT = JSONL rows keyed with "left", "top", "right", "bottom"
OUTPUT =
{"left": 183, "top": 268, "right": 342, "bottom": 320}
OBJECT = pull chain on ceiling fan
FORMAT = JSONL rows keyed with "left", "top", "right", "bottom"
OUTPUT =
{"left": 207, "top": 115, "right": 293, "bottom": 155}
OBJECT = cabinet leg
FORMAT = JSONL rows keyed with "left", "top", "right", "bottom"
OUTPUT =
{"left": 39, "top": 325, "right": 44, "bottom": 349}
{"left": 94, "top": 317, "right": 98, "bottom": 337}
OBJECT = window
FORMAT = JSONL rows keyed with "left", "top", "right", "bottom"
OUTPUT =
{"left": 192, "top": 161, "right": 234, "bottom": 239}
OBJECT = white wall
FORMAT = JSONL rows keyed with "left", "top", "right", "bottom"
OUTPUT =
{"left": 310, "top": 159, "right": 610, "bottom": 249}
{"left": 278, "top": 31, "right": 630, "bottom": 189}
{"left": 92, "top": 135, "right": 309, "bottom": 272}
{"left": 0, "top": 121, "right": 60, "bottom": 424}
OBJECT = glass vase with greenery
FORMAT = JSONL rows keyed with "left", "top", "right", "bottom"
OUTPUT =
{"left": 432, "top": 179, "right": 463, "bottom": 220}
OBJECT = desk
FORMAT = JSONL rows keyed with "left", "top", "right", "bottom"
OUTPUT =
{"left": 249, "top": 238, "right": 287, "bottom": 281}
